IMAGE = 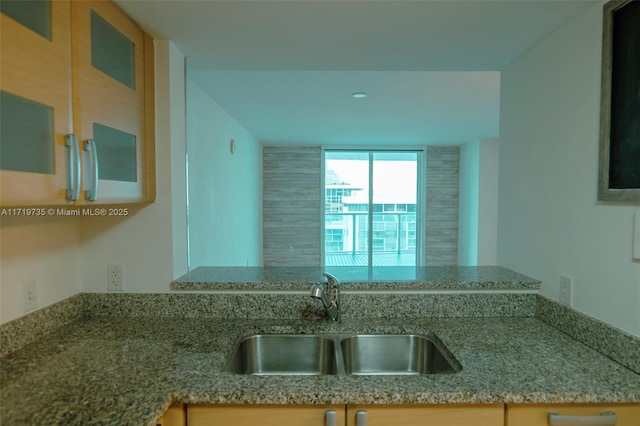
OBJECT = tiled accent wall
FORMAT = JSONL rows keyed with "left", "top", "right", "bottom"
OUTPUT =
{"left": 425, "top": 146, "right": 460, "bottom": 266}
{"left": 263, "top": 146, "right": 322, "bottom": 266}
{"left": 263, "top": 146, "right": 461, "bottom": 266}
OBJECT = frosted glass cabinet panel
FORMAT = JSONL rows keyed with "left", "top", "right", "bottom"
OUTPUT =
{"left": 0, "top": 0, "right": 51, "bottom": 40}
{"left": 93, "top": 123, "right": 137, "bottom": 182}
{"left": 0, "top": 91, "right": 55, "bottom": 174}
{"left": 0, "top": 0, "right": 71, "bottom": 206}
{"left": 90, "top": 10, "right": 134, "bottom": 88}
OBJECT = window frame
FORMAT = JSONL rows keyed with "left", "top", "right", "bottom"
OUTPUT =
{"left": 321, "top": 147, "right": 425, "bottom": 268}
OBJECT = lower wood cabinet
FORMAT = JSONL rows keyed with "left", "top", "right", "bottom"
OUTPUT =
{"left": 186, "top": 404, "right": 345, "bottom": 426}
{"left": 181, "top": 404, "right": 502, "bottom": 426}
{"left": 346, "top": 404, "right": 504, "bottom": 426}
{"left": 505, "top": 404, "right": 640, "bottom": 426}
{"left": 160, "top": 402, "right": 640, "bottom": 426}
{"left": 157, "top": 403, "right": 186, "bottom": 426}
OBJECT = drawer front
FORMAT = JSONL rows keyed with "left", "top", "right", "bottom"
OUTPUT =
{"left": 506, "top": 404, "right": 640, "bottom": 426}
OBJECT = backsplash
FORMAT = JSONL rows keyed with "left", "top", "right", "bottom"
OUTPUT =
{"left": 81, "top": 292, "right": 537, "bottom": 319}
{"left": 536, "top": 295, "right": 640, "bottom": 374}
{"left": 0, "top": 293, "right": 85, "bottom": 358}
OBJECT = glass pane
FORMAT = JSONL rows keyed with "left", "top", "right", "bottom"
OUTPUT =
{"left": 372, "top": 152, "right": 418, "bottom": 267}
{"left": 93, "top": 123, "right": 136, "bottom": 182}
{"left": 0, "top": 90, "right": 54, "bottom": 174}
{"left": 324, "top": 151, "right": 369, "bottom": 267}
{"left": 90, "top": 10, "right": 134, "bottom": 88}
{"left": 0, "top": 0, "right": 51, "bottom": 40}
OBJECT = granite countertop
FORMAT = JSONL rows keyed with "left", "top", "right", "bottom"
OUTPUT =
{"left": 171, "top": 265, "right": 542, "bottom": 290}
{"left": 1, "top": 315, "right": 639, "bottom": 426}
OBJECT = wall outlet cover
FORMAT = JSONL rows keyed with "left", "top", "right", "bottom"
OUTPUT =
{"left": 22, "top": 279, "right": 37, "bottom": 312}
{"left": 634, "top": 211, "right": 640, "bottom": 261}
{"left": 107, "top": 264, "right": 124, "bottom": 291}
{"left": 559, "top": 275, "right": 573, "bottom": 306}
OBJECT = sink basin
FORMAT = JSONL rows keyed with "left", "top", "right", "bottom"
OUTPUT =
{"left": 224, "top": 334, "right": 338, "bottom": 375}
{"left": 340, "top": 334, "right": 460, "bottom": 375}
{"left": 224, "top": 333, "right": 460, "bottom": 375}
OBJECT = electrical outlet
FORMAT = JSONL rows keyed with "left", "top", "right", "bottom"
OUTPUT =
{"left": 559, "top": 275, "right": 573, "bottom": 306}
{"left": 22, "top": 279, "right": 37, "bottom": 312}
{"left": 634, "top": 211, "right": 639, "bottom": 260}
{"left": 107, "top": 265, "right": 124, "bottom": 291}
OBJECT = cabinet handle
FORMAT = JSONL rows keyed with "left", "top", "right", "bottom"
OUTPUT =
{"left": 84, "top": 139, "right": 99, "bottom": 201}
{"left": 356, "top": 410, "right": 367, "bottom": 426}
{"left": 65, "top": 134, "right": 81, "bottom": 201}
{"left": 549, "top": 412, "right": 617, "bottom": 425}
{"left": 325, "top": 410, "right": 337, "bottom": 426}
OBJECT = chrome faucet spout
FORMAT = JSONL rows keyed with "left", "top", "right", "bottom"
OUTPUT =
{"left": 310, "top": 272, "right": 341, "bottom": 322}
{"left": 310, "top": 283, "right": 331, "bottom": 309}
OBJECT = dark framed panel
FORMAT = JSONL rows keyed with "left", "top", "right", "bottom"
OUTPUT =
{"left": 598, "top": 0, "right": 640, "bottom": 202}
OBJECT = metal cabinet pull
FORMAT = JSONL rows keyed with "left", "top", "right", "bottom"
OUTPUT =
{"left": 84, "top": 139, "right": 99, "bottom": 201}
{"left": 65, "top": 134, "right": 81, "bottom": 201}
{"left": 325, "top": 410, "right": 337, "bottom": 426}
{"left": 549, "top": 412, "right": 617, "bottom": 425}
{"left": 356, "top": 410, "right": 367, "bottom": 426}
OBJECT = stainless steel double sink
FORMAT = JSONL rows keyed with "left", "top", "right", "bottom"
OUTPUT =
{"left": 224, "top": 334, "right": 461, "bottom": 376}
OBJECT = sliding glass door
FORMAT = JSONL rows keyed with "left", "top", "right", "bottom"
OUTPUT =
{"left": 324, "top": 150, "right": 422, "bottom": 267}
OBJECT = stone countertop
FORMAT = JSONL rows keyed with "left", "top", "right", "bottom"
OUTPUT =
{"left": 172, "top": 266, "right": 541, "bottom": 291}
{"left": 1, "top": 316, "right": 639, "bottom": 426}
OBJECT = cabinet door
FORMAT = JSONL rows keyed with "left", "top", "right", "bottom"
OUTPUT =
{"left": 187, "top": 404, "right": 345, "bottom": 426}
{"left": 0, "top": 0, "right": 73, "bottom": 206}
{"left": 506, "top": 404, "right": 640, "bottom": 426}
{"left": 347, "top": 404, "right": 504, "bottom": 426}
{"left": 156, "top": 403, "right": 186, "bottom": 426}
{"left": 71, "top": 0, "right": 153, "bottom": 204}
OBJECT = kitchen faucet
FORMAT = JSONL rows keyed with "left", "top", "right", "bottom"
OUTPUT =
{"left": 310, "top": 272, "right": 340, "bottom": 322}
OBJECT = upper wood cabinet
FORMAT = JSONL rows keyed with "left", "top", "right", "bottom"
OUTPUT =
{"left": 0, "top": 0, "right": 72, "bottom": 206}
{"left": 0, "top": 0, "right": 155, "bottom": 207}
{"left": 71, "top": 0, "right": 154, "bottom": 204}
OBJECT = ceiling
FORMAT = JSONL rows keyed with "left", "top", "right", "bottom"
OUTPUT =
{"left": 115, "top": 0, "right": 597, "bottom": 146}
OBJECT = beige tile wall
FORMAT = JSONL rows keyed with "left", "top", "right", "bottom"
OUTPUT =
{"left": 425, "top": 146, "right": 460, "bottom": 266}
{"left": 263, "top": 146, "right": 322, "bottom": 266}
{"left": 263, "top": 146, "right": 460, "bottom": 266}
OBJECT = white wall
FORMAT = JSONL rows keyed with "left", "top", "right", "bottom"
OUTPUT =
{"left": 499, "top": 3, "right": 640, "bottom": 336}
{"left": 458, "top": 138, "right": 499, "bottom": 266}
{"left": 478, "top": 138, "right": 499, "bottom": 265}
{"left": 458, "top": 141, "right": 480, "bottom": 265}
{"left": 0, "top": 216, "right": 81, "bottom": 324}
{"left": 186, "top": 78, "right": 263, "bottom": 268}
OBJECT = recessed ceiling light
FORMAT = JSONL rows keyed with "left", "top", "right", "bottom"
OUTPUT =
{"left": 352, "top": 92, "right": 367, "bottom": 99}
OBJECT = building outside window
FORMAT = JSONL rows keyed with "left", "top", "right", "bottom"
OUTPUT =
{"left": 324, "top": 150, "right": 421, "bottom": 267}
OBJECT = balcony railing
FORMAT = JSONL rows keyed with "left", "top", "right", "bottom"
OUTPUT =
{"left": 324, "top": 212, "right": 416, "bottom": 256}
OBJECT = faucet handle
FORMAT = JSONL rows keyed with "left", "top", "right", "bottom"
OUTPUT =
{"left": 322, "top": 272, "right": 340, "bottom": 288}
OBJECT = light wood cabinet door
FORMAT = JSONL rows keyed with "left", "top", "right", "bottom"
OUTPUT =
{"left": 346, "top": 404, "right": 504, "bottom": 426}
{"left": 71, "top": 0, "right": 154, "bottom": 204}
{"left": 0, "top": 0, "right": 73, "bottom": 206}
{"left": 1, "top": 0, "right": 155, "bottom": 207}
{"left": 506, "top": 404, "right": 640, "bottom": 426}
{"left": 157, "top": 403, "right": 186, "bottom": 426}
{"left": 187, "top": 404, "right": 345, "bottom": 426}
